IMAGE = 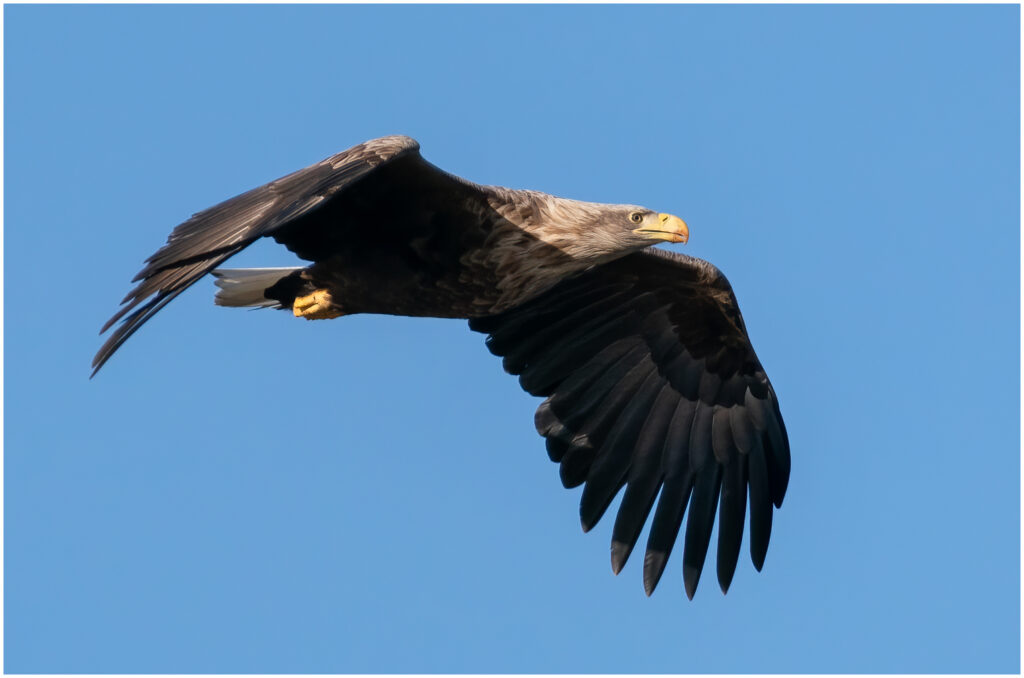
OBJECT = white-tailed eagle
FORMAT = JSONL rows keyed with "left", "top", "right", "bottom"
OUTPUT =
{"left": 94, "top": 135, "right": 790, "bottom": 598}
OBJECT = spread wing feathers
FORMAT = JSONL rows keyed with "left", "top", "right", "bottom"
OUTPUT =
{"left": 469, "top": 248, "right": 790, "bottom": 597}
{"left": 92, "top": 135, "right": 422, "bottom": 375}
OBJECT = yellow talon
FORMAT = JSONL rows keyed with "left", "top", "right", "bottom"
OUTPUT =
{"left": 292, "top": 289, "right": 343, "bottom": 320}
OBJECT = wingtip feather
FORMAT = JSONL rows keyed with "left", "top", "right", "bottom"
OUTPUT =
{"left": 643, "top": 550, "right": 669, "bottom": 596}
{"left": 683, "top": 564, "right": 699, "bottom": 600}
{"left": 610, "top": 540, "right": 630, "bottom": 575}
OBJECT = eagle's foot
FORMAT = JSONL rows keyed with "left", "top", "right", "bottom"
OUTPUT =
{"left": 292, "top": 289, "right": 343, "bottom": 320}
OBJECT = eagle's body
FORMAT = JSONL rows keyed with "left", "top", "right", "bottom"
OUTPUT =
{"left": 267, "top": 185, "right": 626, "bottom": 319}
{"left": 95, "top": 135, "right": 790, "bottom": 599}
{"left": 232, "top": 148, "right": 658, "bottom": 319}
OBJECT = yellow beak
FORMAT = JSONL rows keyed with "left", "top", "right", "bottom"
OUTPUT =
{"left": 633, "top": 213, "right": 689, "bottom": 244}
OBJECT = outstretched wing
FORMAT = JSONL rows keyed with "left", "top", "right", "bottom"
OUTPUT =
{"left": 469, "top": 248, "right": 790, "bottom": 598}
{"left": 93, "top": 135, "right": 422, "bottom": 375}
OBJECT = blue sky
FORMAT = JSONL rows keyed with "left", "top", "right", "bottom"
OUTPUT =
{"left": 4, "top": 4, "right": 1019, "bottom": 673}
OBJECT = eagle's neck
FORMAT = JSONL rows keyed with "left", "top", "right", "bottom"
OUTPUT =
{"left": 469, "top": 190, "right": 630, "bottom": 313}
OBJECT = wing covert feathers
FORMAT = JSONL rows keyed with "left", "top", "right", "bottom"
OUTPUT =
{"left": 470, "top": 248, "right": 790, "bottom": 597}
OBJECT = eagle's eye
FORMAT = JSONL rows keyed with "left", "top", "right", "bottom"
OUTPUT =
{"left": 629, "top": 212, "right": 643, "bottom": 224}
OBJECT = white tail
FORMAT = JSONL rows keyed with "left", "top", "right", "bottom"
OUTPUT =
{"left": 211, "top": 267, "right": 303, "bottom": 308}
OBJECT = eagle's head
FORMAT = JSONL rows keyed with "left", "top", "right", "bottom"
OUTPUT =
{"left": 529, "top": 199, "right": 689, "bottom": 263}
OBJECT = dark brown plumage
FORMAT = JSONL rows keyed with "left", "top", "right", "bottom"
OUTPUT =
{"left": 95, "top": 135, "right": 790, "bottom": 598}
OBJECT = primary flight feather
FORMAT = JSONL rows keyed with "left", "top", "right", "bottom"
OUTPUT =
{"left": 95, "top": 135, "right": 790, "bottom": 598}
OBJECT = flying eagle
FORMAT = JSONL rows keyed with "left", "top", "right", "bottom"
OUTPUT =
{"left": 94, "top": 135, "right": 790, "bottom": 598}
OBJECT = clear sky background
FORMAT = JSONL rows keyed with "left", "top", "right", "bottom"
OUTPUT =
{"left": 4, "top": 4, "right": 1019, "bottom": 673}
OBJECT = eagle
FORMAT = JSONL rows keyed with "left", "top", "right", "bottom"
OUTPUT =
{"left": 94, "top": 135, "right": 790, "bottom": 598}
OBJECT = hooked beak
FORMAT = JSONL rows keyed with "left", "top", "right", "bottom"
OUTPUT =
{"left": 633, "top": 213, "right": 689, "bottom": 244}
